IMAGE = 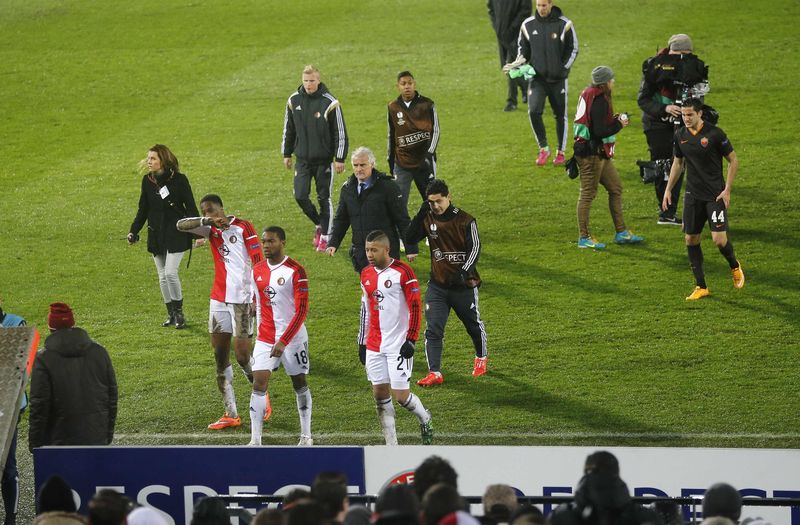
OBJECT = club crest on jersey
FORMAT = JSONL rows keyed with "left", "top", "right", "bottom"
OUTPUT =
{"left": 700, "top": 137, "right": 709, "bottom": 147}
{"left": 229, "top": 235, "right": 237, "bottom": 243}
{"left": 314, "top": 112, "right": 321, "bottom": 118}
{"left": 551, "top": 32, "right": 558, "bottom": 39}
{"left": 277, "top": 277, "right": 285, "bottom": 286}
{"left": 384, "top": 279, "right": 393, "bottom": 288}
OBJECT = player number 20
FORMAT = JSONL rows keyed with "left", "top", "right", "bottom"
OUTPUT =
{"left": 711, "top": 210, "right": 725, "bottom": 223}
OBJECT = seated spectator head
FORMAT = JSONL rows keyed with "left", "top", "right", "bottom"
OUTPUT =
{"left": 254, "top": 508, "right": 287, "bottom": 525}
{"left": 413, "top": 456, "right": 458, "bottom": 500}
{"left": 421, "top": 484, "right": 464, "bottom": 525}
{"left": 88, "top": 489, "right": 132, "bottom": 525}
{"left": 482, "top": 484, "right": 518, "bottom": 524}
{"left": 38, "top": 475, "right": 77, "bottom": 514}
{"left": 283, "top": 488, "right": 312, "bottom": 510}
{"left": 287, "top": 500, "right": 326, "bottom": 525}
{"left": 48, "top": 303, "right": 75, "bottom": 332}
{"left": 127, "top": 507, "right": 170, "bottom": 525}
{"left": 33, "top": 512, "right": 87, "bottom": 525}
{"left": 508, "top": 506, "right": 543, "bottom": 525}
{"left": 654, "top": 501, "right": 684, "bottom": 525}
{"left": 311, "top": 471, "right": 349, "bottom": 522}
{"left": 583, "top": 450, "right": 620, "bottom": 476}
{"left": 190, "top": 497, "right": 229, "bottom": 525}
{"left": 703, "top": 483, "right": 742, "bottom": 522}
{"left": 375, "top": 483, "right": 420, "bottom": 525}
{"left": 342, "top": 506, "right": 370, "bottom": 525}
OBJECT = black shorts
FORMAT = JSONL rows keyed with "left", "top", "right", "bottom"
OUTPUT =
{"left": 682, "top": 193, "right": 729, "bottom": 235}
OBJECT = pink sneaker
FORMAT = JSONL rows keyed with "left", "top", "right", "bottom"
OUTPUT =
{"left": 313, "top": 226, "right": 321, "bottom": 248}
{"left": 536, "top": 149, "right": 551, "bottom": 166}
{"left": 553, "top": 151, "right": 566, "bottom": 165}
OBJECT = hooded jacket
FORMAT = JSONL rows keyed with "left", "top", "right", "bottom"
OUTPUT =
{"left": 517, "top": 5, "right": 578, "bottom": 82}
{"left": 28, "top": 327, "right": 118, "bottom": 451}
{"left": 549, "top": 472, "right": 663, "bottom": 525}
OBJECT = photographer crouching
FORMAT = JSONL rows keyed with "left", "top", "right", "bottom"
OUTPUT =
{"left": 637, "top": 33, "right": 708, "bottom": 225}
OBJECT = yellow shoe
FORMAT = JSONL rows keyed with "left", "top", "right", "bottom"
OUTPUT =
{"left": 686, "top": 286, "right": 710, "bottom": 301}
{"left": 208, "top": 414, "right": 241, "bottom": 430}
{"left": 732, "top": 261, "right": 745, "bottom": 289}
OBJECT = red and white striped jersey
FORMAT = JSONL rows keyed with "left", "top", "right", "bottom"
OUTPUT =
{"left": 201, "top": 217, "right": 263, "bottom": 304}
{"left": 253, "top": 256, "right": 309, "bottom": 345}
{"left": 359, "top": 259, "right": 421, "bottom": 353}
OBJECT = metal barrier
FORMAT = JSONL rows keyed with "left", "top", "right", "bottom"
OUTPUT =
{"left": 0, "top": 326, "right": 37, "bottom": 472}
{"left": 218, "top": 494, "right": 800, "bottom": 525}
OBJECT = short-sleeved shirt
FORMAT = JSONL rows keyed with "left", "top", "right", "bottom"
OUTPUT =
{"left": 674, "top": 123, "right": 734, "bottom": 201}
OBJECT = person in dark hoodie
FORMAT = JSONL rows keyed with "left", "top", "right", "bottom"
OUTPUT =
{"left": 28, "top": 303, "right": 118, "bottom": 451}
{"left": 282, "top": 64, "right": 349, "bottom": 253}
{"left": 549, "top": 451, "right": 663, "bottom": 525}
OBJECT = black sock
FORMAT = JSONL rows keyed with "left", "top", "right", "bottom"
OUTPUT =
{"left": 687, "top": 244, "right": 706, "bottom": 288}
{"left": 718, "top": 241, "right": 739, "bottom": 269}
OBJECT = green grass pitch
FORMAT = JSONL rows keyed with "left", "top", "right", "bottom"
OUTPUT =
{"left": 2, "top": 0, "right": 799, "bottom": 519}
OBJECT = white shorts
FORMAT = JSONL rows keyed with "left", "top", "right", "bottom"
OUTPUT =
{"left": 252, "top": 339, "right": 310, "bottom": 376}
{"left": 366, "top": 350, "right": 413, "bottom": 390}
{"left": 208, "top": 301, "right": 253, "bottom": 338}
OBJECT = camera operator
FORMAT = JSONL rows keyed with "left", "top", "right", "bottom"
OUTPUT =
{"left": 637, "top": 33, "right": 708, "bottom": 225}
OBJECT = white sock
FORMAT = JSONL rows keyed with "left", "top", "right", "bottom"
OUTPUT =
{"left": 295, "top": 386, "right": 312, "bottom": 437}
{"left": 223, "top": 365, "right": 237, "bottom": 417}
{"left": 399, "top": 393, "right": 430, "bottom": 424}
{"left": 249, "top": 390, "right": 266, "bottom": 444}
{"left": 376, "top": 397, "right": 398, "bottom": 445}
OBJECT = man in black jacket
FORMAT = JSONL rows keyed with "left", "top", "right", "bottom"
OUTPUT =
{"left": 637, "top": 34, "right": 708, "bottom": 225}
{"left": 282, "top": 65, "right": 349, "bottom": 252}
{"left": 326, "top": 147, "right": 417, "bottom": 273}
{"left": 487, "top": 0, "right": 532, "bottom": 112}
{"left": 509, "top": 0, "right": 578, "bottom": 167}
{"left": 28, "top": 303, "right": 118, "bottom": 451}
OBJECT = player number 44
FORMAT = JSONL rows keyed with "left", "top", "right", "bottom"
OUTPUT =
{"left": 712, "top": 210, "right": 725, "bottom": 223}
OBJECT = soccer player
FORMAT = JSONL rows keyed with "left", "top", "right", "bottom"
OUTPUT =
{"left": 664, "top": 98, "right": 744, "bottom": 300}
{"left": 404, "top": 180, "right": 488, "bottom": 385}
{"left": 359, "top": 230, "right": 432, "bottom": 445}
{"left": 249, "top": 226, "right": 313, "bottom": 446}
{"left": 176, "top": 194, "right": 267, "bottom": 429}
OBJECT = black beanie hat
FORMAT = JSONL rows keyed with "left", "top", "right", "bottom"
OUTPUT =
{"left": 37, "top": 475, "right": 77, "bottom": 514}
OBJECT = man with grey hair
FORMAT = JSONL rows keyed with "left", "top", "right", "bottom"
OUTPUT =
{"left": 637, "top": 33, "right": 708, "bottom": 225}
{"left": 326, "top": 147, "right": 417, "bottom": 272}
{"left": 282, "top": 65, "right": 349, "bottom": 252}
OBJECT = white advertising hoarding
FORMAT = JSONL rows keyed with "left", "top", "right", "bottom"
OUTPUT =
{"left": 364, "top": 446, "right": 800, "bottom": 524}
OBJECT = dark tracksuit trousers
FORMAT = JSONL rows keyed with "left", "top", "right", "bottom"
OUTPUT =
{"left": 528, "top": 77, "right": 570, "bottom": 152}
{"left": 294, "top": 160, "right": 334, "bottom": 235}
{"left": 645, "top": 126, "right": 683, "bottom": 219}
{"left": 2, "top": 428, "right": 18, "bottom": 525}
{"left": 424, "top": 281, "right": 487, "bottom": 373}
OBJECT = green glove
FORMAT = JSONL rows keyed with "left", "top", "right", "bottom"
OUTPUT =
{"left": 509, "top": 64, "right": 536, "bottom": 80}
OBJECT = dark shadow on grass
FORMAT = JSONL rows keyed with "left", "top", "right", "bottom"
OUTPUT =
{"left": 480, "top": 251, "right": 623, "bottom": 295}
{"left": 435, "top": 368, "right": 668, "bottom": 436}
{"left": 729, "top": 226, "right": 800, "bottom": 253}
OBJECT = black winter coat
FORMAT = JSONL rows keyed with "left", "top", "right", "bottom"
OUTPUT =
{"left": 550, "top": 473, "right": 663, "bottom": 525}
{"left": 518, "top": 5, "right": 578, "bottom": 82}
{"left": 329, "top": 171, "right": 418, "bottom": 272}
{"left": 29, "top": 328, "right": 118, "bottom": 451}
{"left": 129, "top": 171, "right": 199, "bottom": 255}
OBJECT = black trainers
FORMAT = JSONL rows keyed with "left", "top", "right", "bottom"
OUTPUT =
{"left": 657, "top": 215, "right": 682, "bottom": 226}
{"left": 503, "top": 102, "right": 517, "bottom": 112}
